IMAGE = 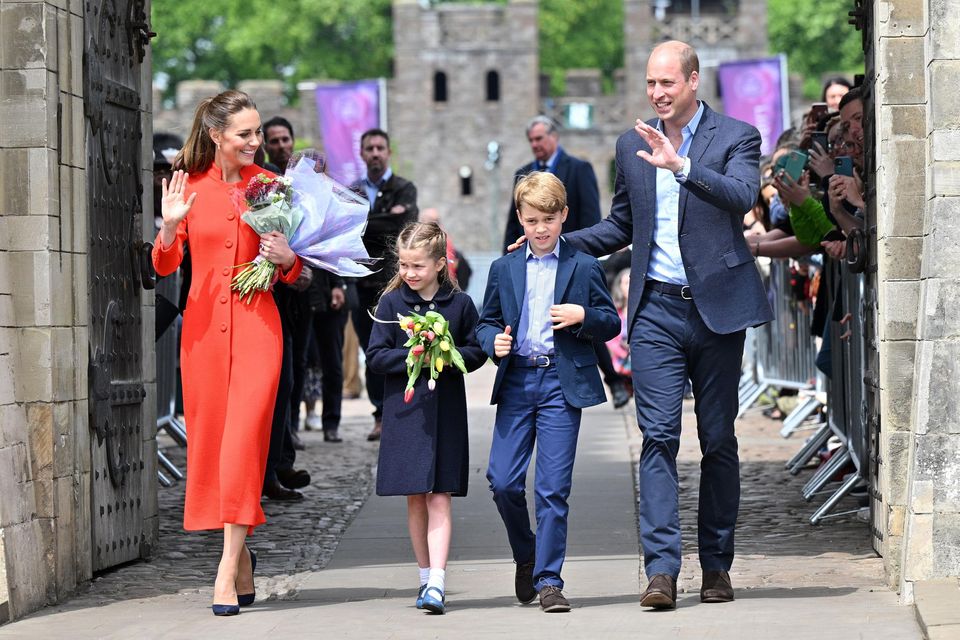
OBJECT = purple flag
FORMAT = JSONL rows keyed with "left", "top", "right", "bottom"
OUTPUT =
{"left": 315, "top": 80, "right": 381, "bottom": 186}
{"left": 717, "top": 57, "right": 787, "bottom": 156}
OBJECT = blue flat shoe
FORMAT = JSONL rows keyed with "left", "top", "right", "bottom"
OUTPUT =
{"left": 416, "top": 584, "right": 427, "bottom": 609}
{"left": 238, "top": 550, "right": 257, "bottom": 607}
{"left": 421, "top": 586, "right": 445, "bottom": 615}
{"left": 211, "top": 603, "right": 240, "bottom": 616}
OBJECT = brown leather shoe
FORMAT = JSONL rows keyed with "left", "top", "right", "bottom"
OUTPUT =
{"left": 700, "top": 570, "right": 734, "bottom": 603}
{"left": 514, "top": 560, "right": 536, "bottom": 604}
{"left": 640, "top": 574, "right": 676, "bottom": 609}
{"left": 538, "top": 585, "right": 570, "bottom": 613}
{"left": 366, "top": 418, "right": 382, "bottom": 441}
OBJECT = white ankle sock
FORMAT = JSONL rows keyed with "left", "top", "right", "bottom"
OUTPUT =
{"left": 418, "top": 567, "right": 430, "bottom": 586}
{"left": 427, "top": 568, "right": 446, "bottom": 592}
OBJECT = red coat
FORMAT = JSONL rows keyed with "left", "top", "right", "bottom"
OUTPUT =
{"left": 153, "top": 162, "right": 302, "bottom": 532}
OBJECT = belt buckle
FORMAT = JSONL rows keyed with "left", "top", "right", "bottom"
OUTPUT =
{"left": 534, "top": 354, "right": 551, "bottom": 368}
{"left": 680, "top": 285, "right": 692, "bottom": 300}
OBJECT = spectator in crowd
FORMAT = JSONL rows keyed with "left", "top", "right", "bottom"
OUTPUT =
{"left": 302, "top": 266, "right": 349, "bottom": 443}
{"left": 350, "top": 128, "right": 419, "bottom": 441}
{"left": 263, "top": 116, "right": 296, "bottom": 174}
{"left": 605, "top": 268, "right": 632, "bottom": 396}
{"left": 821, "top": 76, "right": 852, "bottom": 112}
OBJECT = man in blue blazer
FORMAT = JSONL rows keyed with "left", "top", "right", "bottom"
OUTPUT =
{"left": 479, "top": 172, "right": 620, "bottom": 613}
{"left": 563, "top": 41, "right": 774, "bottom": 608}
{"left": 502, "top": 116, "right": 601, "bottom": 253}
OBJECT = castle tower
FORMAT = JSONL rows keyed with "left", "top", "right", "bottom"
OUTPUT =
{"left": 389, "top": 0, "right": 539, "bottom": 253}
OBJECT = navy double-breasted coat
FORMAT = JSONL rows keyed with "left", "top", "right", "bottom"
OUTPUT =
{"left": 368, "top": 283, "right": 487, "bottom": 496}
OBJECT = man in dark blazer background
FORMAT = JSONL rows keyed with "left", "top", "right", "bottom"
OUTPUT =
{"left": 502, "top": 116, "right": 601, "bottom": 253}
{"left": 563, "top": 40, "right": 774, "bottom": 609}
{"left": 350, "top": 128, "right": 419, "bottom": 441}
{"left": 503, "top": 116, "right": 630, "bottom": 409}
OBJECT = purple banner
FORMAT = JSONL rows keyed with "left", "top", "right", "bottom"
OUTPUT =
{"left": 314, "top": 80, "right": 381, "bottom": 186}
{"left": 717, "top": 57, "right": 786, "bottom": 156}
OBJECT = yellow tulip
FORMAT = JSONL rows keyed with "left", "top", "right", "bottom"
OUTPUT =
{"left": 435, "top": 357, "right": 444, "bottom": 372}
{"left": 414, "top": 323, "right": 422, "bottom": 332}
{"left": 433, "top": 321, "right": 445, "bottom": 335}
{"left": 439, "top": 341, "right": 450, "bottom": 352}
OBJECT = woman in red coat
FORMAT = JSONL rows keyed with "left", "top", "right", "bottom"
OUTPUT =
{"left": 153, "top": 90, "right": 302, "bottom": 616}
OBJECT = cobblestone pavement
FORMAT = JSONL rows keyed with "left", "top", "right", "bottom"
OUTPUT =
{"left": 63, "top": 399, "right": 381, "bottom": 608}
{"left": 626, "top": 401, "right": 883, "bottom": 595}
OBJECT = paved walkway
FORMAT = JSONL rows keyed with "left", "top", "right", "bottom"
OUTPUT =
{"left": 0, "top": 366, "right": 922, "bottom": 638}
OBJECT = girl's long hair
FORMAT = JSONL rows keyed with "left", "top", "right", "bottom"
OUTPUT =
{"left": 173, "top": 90, "right": 258, "bottom": 174}
{"left": 381, "top": 222, "right": 459, "bottom": 297}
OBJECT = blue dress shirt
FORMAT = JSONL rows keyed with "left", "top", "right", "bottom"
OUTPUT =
{"left": 647, "top": 101, "right": 705, "bottom": 285}
{"left": 515, "top": 241, "right": 561, "bottom": 356}
{"left": 362, "top": 167, "right": 393, "bottom": 208}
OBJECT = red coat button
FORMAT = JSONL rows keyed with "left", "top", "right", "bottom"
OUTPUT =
{"left": 219, "top": 322, "right": 228, "bottom": 332}
{"left": 227, "top": 213, "right": 236, "bottom": 221}
{"left": 225, "top": 240, "right": 234, "bottom": 248}
{"left": 220, "top": 296, "right": 228, "bottom": 304}
{"left": 222, "top": 268, "right": 230, "bottom": 276}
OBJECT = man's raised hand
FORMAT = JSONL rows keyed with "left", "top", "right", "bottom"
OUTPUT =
{"left": 634, "top": 120, "right": 683, "bottom": 173}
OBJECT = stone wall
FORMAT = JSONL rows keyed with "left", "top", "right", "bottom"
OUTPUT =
{"left": 875, "top": 0, "right": 960, "bottom": 600}
{"left": 0, "top": 0, "right": 157, "bottom": 622}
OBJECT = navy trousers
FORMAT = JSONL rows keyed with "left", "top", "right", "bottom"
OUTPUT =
{"left": 631, "top": 287, "right": 745, "bottom": 579}
{"left": 487, "top": 364, "right": 581, "bottom": 591}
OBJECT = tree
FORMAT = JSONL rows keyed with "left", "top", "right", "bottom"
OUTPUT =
{"left": 151, "top": 0, "right": 393, "bottom": 103}
{"left": 767, "top": 0, "right": 864, "bottom": 99}
{"left": 539, "top": 0, "right": 624, "bottom": 95}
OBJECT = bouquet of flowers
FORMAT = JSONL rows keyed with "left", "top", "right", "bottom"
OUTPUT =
{"left": 397, "top": 310, "right": 468, "bottom": 403}
{"left": 232, "top": 151, "right": 375, "bottom": 302}
{"left": 231, "top": 174, "right": 302, "bottom": 300}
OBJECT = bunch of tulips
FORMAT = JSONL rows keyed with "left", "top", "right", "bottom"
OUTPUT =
{"left": 399, "top": 310, "right": 468, "bottom": 403}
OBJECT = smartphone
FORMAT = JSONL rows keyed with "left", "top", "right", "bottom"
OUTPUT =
{"left": 775, "top": 150, "right": 808, "bottom": 182}
{"left": 809, "top": 102, "right": 828, "bottom": 122}
{"left": 810, "top": 131, "right": 829, "bottom": 153}
{"left": 834, "top": 156, "right": 854, "bottom": 177}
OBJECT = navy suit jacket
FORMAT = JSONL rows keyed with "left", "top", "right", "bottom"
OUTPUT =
{"left": 502, "top": 148, "right": 601, "bottom": 253}
{"left": 477, "top": 240, "right": 621, "bottom": 409}
{"left": 564, "top": 103, "right": 774, "bottom": 336}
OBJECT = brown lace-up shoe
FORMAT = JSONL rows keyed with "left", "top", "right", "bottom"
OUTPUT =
{"left": 538, "top": 585, "right": 571, "bottom": 613}
{"left": 640, "top": 574, "right": 677, "bottom": 609}
{"left": 700, "top": 570, "right": 734, "bottom": 603}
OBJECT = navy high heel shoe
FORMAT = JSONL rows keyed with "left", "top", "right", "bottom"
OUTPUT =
{"left": 238, "top": 550, "right": 257, "bottom": 607}
{"left": 211, "top": 603, "right": 240, "bottom": 616}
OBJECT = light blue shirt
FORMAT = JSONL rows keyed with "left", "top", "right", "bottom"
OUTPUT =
{"left": 362, "top": 167, "right": 393, "bottom": 208}
{"left": 515, "top": 241, "right": 561, "bottom": 356}
{"left": 647, "top": 101, "right": 704, "bottom": 285}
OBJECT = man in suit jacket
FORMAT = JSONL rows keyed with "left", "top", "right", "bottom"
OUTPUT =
{"left": 350, "top": 128, "right": 419, "bottom": 440}
{"left": 503, "top": 117, "right": 630, "bottom": 409}
{"left": 501, "top": 116, "right": 601, "bottom": 253}
{"left": 563, "top": 41, "right": 774, "bottom": 608}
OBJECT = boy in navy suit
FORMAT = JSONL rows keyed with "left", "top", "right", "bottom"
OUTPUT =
{"left": 478, "top": 172, "right": 620, "bottom": 612}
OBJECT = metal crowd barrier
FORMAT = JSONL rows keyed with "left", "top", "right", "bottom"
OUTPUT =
{"left": 740, "top": 257, "right": 871, "bottom": 524}
{"left": 738, "top": 258, "right": 820, "bottom": 427}
{"left": 156, "top": 270, "right": 186, "bottom": 487}
{"left": 802, "top": 260, "right": 869, "bottom": 524}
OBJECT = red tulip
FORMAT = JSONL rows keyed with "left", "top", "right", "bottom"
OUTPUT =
{"left": 426, "top": 331, "right": 435, "bottom": 341}
{"left": 411, "top": 344, "right": 425, "bottom": 356}
{"left": 404, "top": 387, "right": 415, "bottom": 403}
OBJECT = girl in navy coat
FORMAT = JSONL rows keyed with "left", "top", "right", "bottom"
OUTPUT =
{"left": 367, "top": 222, "right": 486, "bottom": 614}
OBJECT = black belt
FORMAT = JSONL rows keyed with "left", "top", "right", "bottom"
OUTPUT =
{"left": 512, "top": 354, "right": 556, "bottom": 368}
{"left": 645, "top": 280, "right": 693, "bottom": 300}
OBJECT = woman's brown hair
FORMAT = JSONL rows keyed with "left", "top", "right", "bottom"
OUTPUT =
{"left": 173, "top": 90, "right": 258, "bottom": 174}
{"left": 381, "top": 222, "right": 459, "bottom": 296}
